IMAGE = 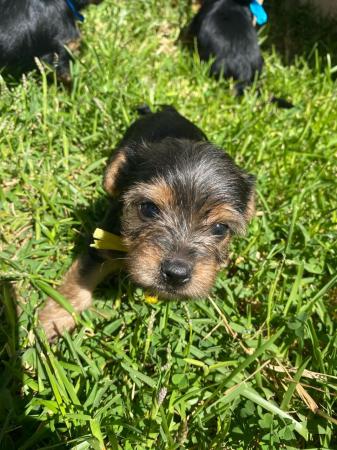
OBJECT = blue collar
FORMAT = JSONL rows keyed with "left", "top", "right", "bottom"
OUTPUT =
{"left": 66, "top": 0, "right": 84, "bottom": 22}
{"left": 249, "top": 0, "right": 268, "bottom": 26}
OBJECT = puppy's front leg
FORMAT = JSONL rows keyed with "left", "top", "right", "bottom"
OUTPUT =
{"left": 39, "top": 47, "right": 72, "bottom": 87}
{"left": 39, "top": 252, "right": 120, "bottom": 340}
{"left": 55, "top": 46, "right": 73, "bottom": 88}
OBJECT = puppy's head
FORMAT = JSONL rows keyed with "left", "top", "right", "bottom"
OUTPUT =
{"left": 104, "top": 138, "right": 255, "bottom": 299}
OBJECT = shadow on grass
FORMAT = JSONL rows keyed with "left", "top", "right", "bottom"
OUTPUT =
{"left": 71, "top": 196, "right": 111, "bottom": 254}
{"left": 0, "top": 195, "right": 119, "bottom": 449}
{"left": 0, "top": 194, "right": 109, "bottom": 448}
{"left": 264, "top": 0, "right": 337, "bottom": 69}
{"left": 0, "top": 282, "right": 57, "bottom": 449}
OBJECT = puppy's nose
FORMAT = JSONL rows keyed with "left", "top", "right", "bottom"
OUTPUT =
{"left": 161, "top": 259, "right": 191, "bottom": 287}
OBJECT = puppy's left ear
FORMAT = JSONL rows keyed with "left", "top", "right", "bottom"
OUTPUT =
{"left": 103, "top": 148, "right": 129, "bottom": 197}
{"left": 243, "top": 173, "right": 256, "bottom": 222}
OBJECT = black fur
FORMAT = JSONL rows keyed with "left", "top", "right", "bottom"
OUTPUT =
{"left": 121, "top": 106, "right": 207, "bottom": 145}
{"left": 107, "top": 106, "right": 252, "bottom": 216}
{"left": 0, "top": 0, "right": 102, "bottom": 81}
{"left": 183, "top": 0, "right": 263, "bottom": 94}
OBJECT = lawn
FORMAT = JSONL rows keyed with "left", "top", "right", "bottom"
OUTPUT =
{"left": 0, "top": 0, "right": 337, "bottom": 448}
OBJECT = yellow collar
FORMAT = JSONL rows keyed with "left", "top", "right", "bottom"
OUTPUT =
{"left": 90, "top": 228, "right": 127, "bottom": 252}
{"left": 90, "top": 228, "right": 158, "bottom": 304}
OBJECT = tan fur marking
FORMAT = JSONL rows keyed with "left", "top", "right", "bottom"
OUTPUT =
{"left": 185, "top": 259, "right": 218, "bottom": 297}
{"left": 58, "top": 72, "right": 72, "bottom": 87}
{"left": 126, "top": 243, "right": 162, "bottom": 287}
{"left": 205, "top": 203, "right": 246, "bottom": 234}
{"left": 104, "top": 151, "right": 127, "bottom": 196}
{"left": 66, "top": 39, "right": 81, "bottom": 53}
{"left": 123, "top": 178, "right": 174, "bottom": 209}
{"left": 39, "top": 257, "right": 120, "bottom": 340}
{"left": 205, "top": 203, "right": 243, "bottom": 224}
{"left": 245, "top": 191, "right": 256, "bottom": 222}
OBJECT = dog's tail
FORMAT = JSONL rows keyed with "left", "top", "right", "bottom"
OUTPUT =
{"left": 235, "top": 84, "right": 294, "bottom": 109}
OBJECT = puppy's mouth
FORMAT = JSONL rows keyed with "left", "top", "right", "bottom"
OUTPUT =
{"left": 141, "top": 283, "right": 193, "bottom": 300}
{"left": 158, "top": 283, "right": 191, "bottom": 298}
{"left": 126, "top": 248, "right": 219, "bottom": 299}
{"left": 135, "top": 274, "right": 204, "bottom": 300}
{"left": 132, "top": 271, "right": 195, "bottom": 300}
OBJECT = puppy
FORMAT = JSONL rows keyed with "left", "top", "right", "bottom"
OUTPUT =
{"left": 182, "top": 0, "right": 294, "bottom": 108}
{"left": 39, "top": 106, "right": 255, "bottom": 340}
{"left": 182, "top": 0, "right": 264, "bottom": 95}
{"left": 0, "top": 0, "right": 102, "bottom": 84}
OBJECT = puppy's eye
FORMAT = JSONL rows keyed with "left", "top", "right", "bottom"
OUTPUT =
{"left": 139, "top": 201, "right": 160, "bottom": 219}
{"left": 211, "top": 223, "right": 229, "bottom": 237}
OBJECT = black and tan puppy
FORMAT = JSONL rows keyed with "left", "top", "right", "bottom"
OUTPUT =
{"left": 0, "top": 0, "right": 102, "bottom": 83}
{"left": 39, "top": 106, "right": 255, "bottom": 339}
{"left": 183, "top": 0, "right": 264, "bottom": 95}
{"left": 182, "top": 1, "right": 293, "bottom": 107}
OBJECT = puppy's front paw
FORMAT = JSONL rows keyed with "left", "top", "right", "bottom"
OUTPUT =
{"left": 57, "top": 71, "right": 73, "bottom": 91}
{"left": 39, "top": 299, "right": 76, "bottom": 341}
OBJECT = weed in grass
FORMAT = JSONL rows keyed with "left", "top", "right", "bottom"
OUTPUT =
{"left": 0, "top": 0, "right": 337, "bottom": 449}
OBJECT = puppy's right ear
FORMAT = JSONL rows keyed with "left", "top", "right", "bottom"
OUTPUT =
{"left": 103, "top": 148, "right": 129, "bottom": 197}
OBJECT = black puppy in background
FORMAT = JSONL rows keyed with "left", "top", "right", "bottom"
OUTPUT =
{"left": 183, "top": 0, "right": 293, "bottom": 107}
{"left": 184, "top": 0, "right": 263, "bottom": 95}
{"left": 0, "top": 0, "right": 102, "bottom": 84}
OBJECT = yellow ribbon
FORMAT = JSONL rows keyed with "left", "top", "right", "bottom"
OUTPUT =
{"left": 90, "top": 228, "right": 127, "bottom": 252}
{"left": 90, "top": 228, "right": 159, "bottom": 304}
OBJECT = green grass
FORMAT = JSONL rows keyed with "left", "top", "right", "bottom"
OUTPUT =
{"left": 1, "top": 0, "right": 337, "bottom": 448}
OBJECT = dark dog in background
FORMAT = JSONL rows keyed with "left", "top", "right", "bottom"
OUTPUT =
{"left": 39, "top": 105, "right": 255, "bottom": 339}
{"left": 0, "top": 0, "right": 102, "bottom": 84}
{"left": 183, "top": 0, "right": 264, "bottom": 95}
{"left": 182, "top": 0, "right": 293, "bottom": 107}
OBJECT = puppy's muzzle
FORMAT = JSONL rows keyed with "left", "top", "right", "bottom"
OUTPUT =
{"left": 161, "top": 258, "right": 192, "bottom": 288}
